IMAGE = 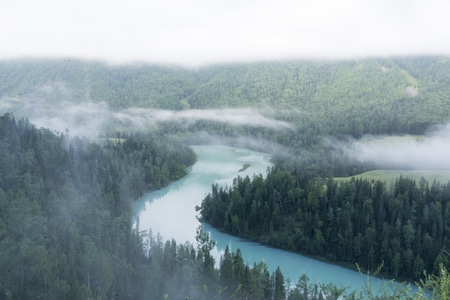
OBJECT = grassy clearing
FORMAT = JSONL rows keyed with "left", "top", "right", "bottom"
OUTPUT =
{"left": 335, "top": 169, "right": 450, "bottom": 185}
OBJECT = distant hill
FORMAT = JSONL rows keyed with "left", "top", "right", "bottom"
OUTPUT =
{"left": 1, "top": 57, "right": 450, "bottom": 137}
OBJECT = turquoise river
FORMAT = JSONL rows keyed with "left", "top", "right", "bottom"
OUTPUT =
{"left": 132, "top": 145, "right": 409, "bottom": 293}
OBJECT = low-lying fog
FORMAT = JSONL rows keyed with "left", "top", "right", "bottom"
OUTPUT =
{"left": 2, "top": 84, "right": 450, "bottom": 172}
{"left": 334, "top": 123, "right": 450, "bottom": 170}
{"left": 0, "top": 92, "right": 292, "bottom": 138}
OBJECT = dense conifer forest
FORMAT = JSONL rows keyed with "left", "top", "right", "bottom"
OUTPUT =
{"left": 199, "top": 171, "right": 450, "bottom": 281}
{"left": 0, "top": 113, "right": 198, "bottom": 298}
{"left": 1, "top": 57, "right": 450, "bottom": 298}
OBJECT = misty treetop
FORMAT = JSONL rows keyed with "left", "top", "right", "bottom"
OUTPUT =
{"left": 0, "top": 113, "right": 196, "bottom": 299}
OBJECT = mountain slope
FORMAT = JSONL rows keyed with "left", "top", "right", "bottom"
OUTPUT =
{"left": 1, "top": 57, "right": 450, "bottom": 137}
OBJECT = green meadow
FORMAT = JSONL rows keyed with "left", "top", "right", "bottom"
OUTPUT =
{"left": 335, "top": 169, "right": 450, "bottom": 185}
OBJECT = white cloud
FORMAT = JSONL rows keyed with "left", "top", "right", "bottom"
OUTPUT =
{"left": 1, "top": 0, "right": 450, "bottom": 66}
{"left": 117, "top": 107, "right": 293, "bottom": 130}
{"left": 339, "top": 126, "right": 450, "bottom": 170}
{"left": 0, "top": 87, "right": 292, "bottom": 138}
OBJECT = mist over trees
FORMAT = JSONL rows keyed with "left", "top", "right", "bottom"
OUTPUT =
{"left": 0, "top": 113, "right": 196, "bottom": 298}
{"left": 3, "top": 57, "right": 450, "bottom": 171}
{"left": 0, "top": 113, "right": 337, "bottom": 299}
{"left": 1, "top": 56, "right": 450, "bottom": 299}
{"left": 2, "top": 57, "right": 450, "bottom": 139}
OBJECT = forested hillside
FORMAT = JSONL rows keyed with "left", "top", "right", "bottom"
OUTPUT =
{"left": 1, "top": 57, "right": 450, "bottom": 139}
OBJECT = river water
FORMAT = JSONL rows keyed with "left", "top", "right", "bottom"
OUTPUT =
{"left": 132, "top": 145, "right": 398, "bottom": 293}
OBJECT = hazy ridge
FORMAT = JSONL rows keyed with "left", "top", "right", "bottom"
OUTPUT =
{"left": 2, "top": 57, "right": 450, "bottom": 176}
{"left": 1, "top": 56, "right": 450, "bottom": 138}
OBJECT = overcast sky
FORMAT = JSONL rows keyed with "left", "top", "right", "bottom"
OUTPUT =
{"left": 1, "top": 0, "right": 450, "bottom": 67}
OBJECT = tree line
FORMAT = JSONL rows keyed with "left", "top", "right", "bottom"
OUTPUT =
{"left": 199, "top": 168, "right": 450, "bottom": 283}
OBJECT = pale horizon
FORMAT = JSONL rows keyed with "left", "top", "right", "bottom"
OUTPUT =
{"left": 2, "top": 0, "right": 450, "bottom": 67}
